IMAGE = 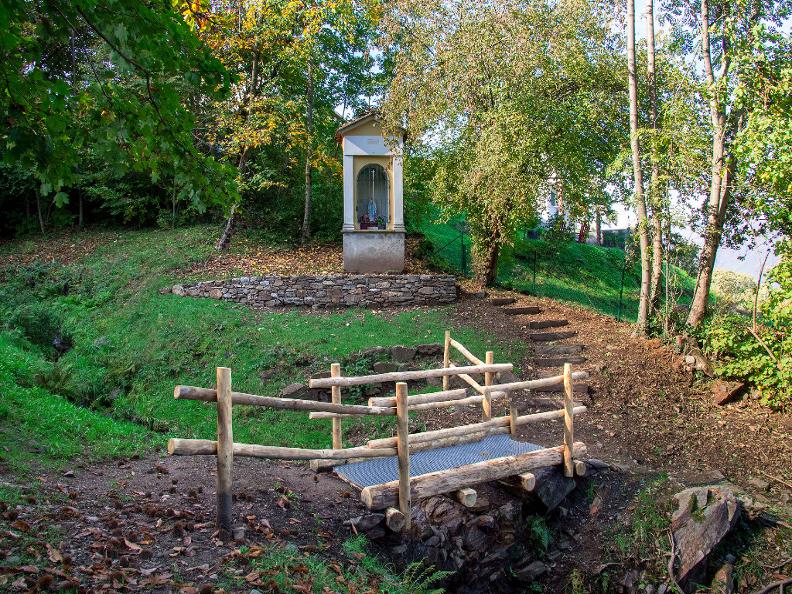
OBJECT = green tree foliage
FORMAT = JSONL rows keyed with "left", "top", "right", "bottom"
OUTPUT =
{"left": 198, "top": 0, "right": 382, "bottom": 245}
{"left": 0, "top": 0, "right": 238, "bottom": 230}
{"left": 379, "top": 0, "right": 626, "bottom": 285}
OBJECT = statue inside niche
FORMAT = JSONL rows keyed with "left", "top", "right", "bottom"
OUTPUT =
{"left": 367, "top": 195, "right": 377, "bottom": 222}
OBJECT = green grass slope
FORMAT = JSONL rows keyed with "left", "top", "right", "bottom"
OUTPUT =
{"left": 0, "top": 226, "right": 524, "bottom": 480}
{"left": 419, "top": 217, "right": 696, "bottom": 320}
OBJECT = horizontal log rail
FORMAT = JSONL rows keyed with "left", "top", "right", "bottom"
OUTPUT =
{"left": 367, "top": 405, "right": 587, "bottom": 449}
{"left": 174, "top": 385, "right": 394, "bottom": 416}
{"left": 369, "top": 388, "right": 468, "bottom": 408}
{"left": 168, "top": 439, "right": 397, "bottom": 460}
{"left": 480, "top": 371, "right": 589, "bottom": 395}
{"left": 360, "top": 442, "right": 588, "bottom": 510}
{"left": 308, "top": 363, "right": 513, "bottom": 388}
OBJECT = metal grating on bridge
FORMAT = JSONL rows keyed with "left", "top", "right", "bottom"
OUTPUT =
{"left": 334, "top": 434, "right": 543, "bottom": 489}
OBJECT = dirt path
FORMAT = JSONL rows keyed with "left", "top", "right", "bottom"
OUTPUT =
{"left": 451, "top": 290, "right": 792, "bottom": 506}
{"left": 0, "top": 455, "right": 376, "bottom": 592}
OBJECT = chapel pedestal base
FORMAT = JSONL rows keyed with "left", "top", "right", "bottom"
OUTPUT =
{"left": 343, "top": 230, "right": 405, "bottom": 273}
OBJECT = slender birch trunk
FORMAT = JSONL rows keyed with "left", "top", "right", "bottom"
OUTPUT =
{"left": 301, "top": 58, "right": 314, "bottom": 244}
{"left": 687, "top": 0, "right": 732, "bottom": 327}
{"left": 646, "top": 0, "right": 664, "bottom": 311}
{"left": 627, "top": 0, "right": 651, "bottom": 335}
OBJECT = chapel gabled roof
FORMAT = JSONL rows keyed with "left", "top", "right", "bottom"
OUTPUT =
{"left": 334, "top": 110, "right": 405, "bottom": 143}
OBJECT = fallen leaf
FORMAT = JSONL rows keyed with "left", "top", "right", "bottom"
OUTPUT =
{"left": 46, "top": 543, "right": 63, "bottom": 563}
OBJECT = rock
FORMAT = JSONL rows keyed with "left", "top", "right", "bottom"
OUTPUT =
{"left": 208, "top": 288, "right": 223, "bottom": 299}
{"left": 495, "top": 370, "right": 518, "bottom": 384}
{"left": 345, "top": 513, "right": 385, "bottom": 532}
{"left": 671, "top": 486, "right": 740, "bottom": 587}
{"left": 679, "top": 469, "right": 726, "bottom": 486}
{"left": 416, "top": 343, "right": 443, "bottom": 356}
{"left": 711, "top": 555, "right": 735, "bottom": 594}
{"left": 372, "top": 361, "right": 398, "bottom": 373}
{"left": 158, "top": 287, "right": 171, "bottom": 295}
{"left": 463, "top": 515, "right": 496, "bottom": 551}
{"left": 711, "top": 380, "right": 746, "bottom": 405}
{"left": 172, "top": 284, "right": 185, "bottom": 296}
{"left": 587, "top": 458, "right": 610, "bottom": 470}
{"left": 391, "top": 346, "right": 417, "bottom": 363}
{"left": 747, "top": 477, "right": 770, "bottom": 492}
{"left": 515, "top": 560, "right": 548, "bottom": 582}
{"left": 63, "top": 470, "right": 75, "bottom": 478}
{"left": 232, "top": 527, "right": 246, "bottom": 541}
{"left": 364, "top": 385, "right": 382, "bottom": 397}
{"left": 530, "top": 467, "right": 576, "bottom": 513}
{"left": 279, "top": 383, "right": 307, "bottom": 399}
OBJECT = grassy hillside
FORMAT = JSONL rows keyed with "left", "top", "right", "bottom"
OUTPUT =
{"left": 0, "top": 226, "right": 525, "bottom": 488}
{"left": 419, "top": 217, "right": 696, "bottom": 320}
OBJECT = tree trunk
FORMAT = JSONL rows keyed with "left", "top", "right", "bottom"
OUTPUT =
{"left": 476, "top": 236, "right": 500, "bottom": 287}
{"left": 646, "top": 0, "right": 664, "bottom": 311}
{"left": 36, "top": 191, "right": 46, "bottom": 234}
{"left": 301, "top": 58, "right": 314, "bottom": 244}
{"left": 687, "top": 0, "right": 732, "bottom": 327}
{"left": 627, "top": 0, "right": 651, "bottom": 336}
{"left": 78, "top": 195, "right": 84, "bottom": 230}
{"left": 595, "top": 208, "right": 602, "bottom": 245}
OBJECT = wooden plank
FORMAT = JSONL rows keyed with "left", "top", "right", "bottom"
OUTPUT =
{"left": 168, "top": 438, "right": 396, "bottom": 460}
{"left": 563, "top": 364, "right": 574, "bottom": 478}
{"left": 530, "top": 331, "right": 578, "bottom": 342}
{"left": 450, "top": 338, "right": 484, "bottom": 366}
{"left": 307, "top": 363, "right": 513, "bottom": 388}
{"left": 367, "top": 405, "right": 587, "bottom": 449}
{"left": 503, "top": 306, "right": 542, "bottom": 315}
{"left": 528, "top": 319, "right": 570, "bottom": 329}
{"left": 360, "top": 442, "right": 587, "bottom": 510}
{"left": 534, "top": 344, "right": 585, "bottom": 356}
{"left": 489, "top": 297, "right": 516, "bottom": 306}
{"left": 534, "top": 356, "right": 586, "bottom": 367}
{"left": 533, "top": 381, "right": 588, "bottom": 394}
{"left": 483, "top": 351, "right": 494, "bottom": 420}
{"left": 480, "top": 371, "right": 589, "bottom": 394}
{"left": 455, "top": 488, "right": 477, "bottom": 507}
{"left": 331, "top": 363, "right": 342, "bottom": 449}
{"left": 574, "top": 460, "right": 587, "bottom": 477}
{"left": 519, "top": 472, "right": 536, "bottom": 491}
{"left": 215, "top": 367, "right": 233, "bottom": 541}
{"left": 174, "top": 385, "right": 395, "bottom": 416}
{"left": 395, "top": 382, "right": 411, "bottom": 530}
{"left": 385, "top": 507, "right": 406, "bottom": 532}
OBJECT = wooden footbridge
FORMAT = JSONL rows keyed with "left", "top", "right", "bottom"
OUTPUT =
{"left": 168, "top": 332, "right": 588, "bottom": 538}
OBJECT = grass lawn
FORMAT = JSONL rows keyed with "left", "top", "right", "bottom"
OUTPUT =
{"left": 0, "top": 226, "right": 525, "bottom": 485}
{"left": 419, "top": 215, "right": 696, "bottom": 320}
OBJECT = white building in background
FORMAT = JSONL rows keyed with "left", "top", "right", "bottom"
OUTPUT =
{"left": 336, "top": 112, "right": 406, "bottom": 273}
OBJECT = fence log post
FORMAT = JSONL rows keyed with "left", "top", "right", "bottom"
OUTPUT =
{"left": 395, "top": 382, "right": 411, "bottom": 531}
{"left": 562, "top": 363, "right": 574, "bottom": 478}
{"left": 442, "top": 331, "right": 451, "bottom": 391}
{"left": 216, "top": 367, "right": 234, "bottom": 540}
{"left": 331, "top": 363, "right": 342, "bottom": 449}
{"left": 483, "top": 351, "right": 494, "bottom": 420}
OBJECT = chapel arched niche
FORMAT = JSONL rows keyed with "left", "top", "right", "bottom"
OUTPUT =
{"left": 356, "top": 163, "right": 390, "bottom": 230}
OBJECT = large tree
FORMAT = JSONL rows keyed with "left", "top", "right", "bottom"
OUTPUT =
{"left": 380, "top": 0, "right": 625, "bottom": 286}
{"left": 0, "top": 0, "right": 237, "bottom": 230}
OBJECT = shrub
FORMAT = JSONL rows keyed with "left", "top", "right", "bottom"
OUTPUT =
{"left": 702, "top": 240, "right": 791, "bottom": 407}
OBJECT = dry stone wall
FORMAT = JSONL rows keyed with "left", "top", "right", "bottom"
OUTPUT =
{"left": 171, "top": 274, "right": 457, "bottom": 308}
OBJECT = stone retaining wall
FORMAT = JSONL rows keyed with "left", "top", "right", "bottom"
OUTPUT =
{"left": 171, "top": 274, "right": 457, "bottom": 308}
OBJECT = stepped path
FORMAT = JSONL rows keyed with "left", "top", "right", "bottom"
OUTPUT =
{"left": 450, "top": 288, "right": 792, "bottom": 492}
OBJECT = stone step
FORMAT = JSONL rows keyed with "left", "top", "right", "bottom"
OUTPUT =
{"left": 527, "top": 319, "right": 569, "bottom": 330}
{"left": 489, "top": 297, "right": 517, "bottom": 306}
{"left": 504, "top": 306, "right": 543, "bottom": 316}
{"left": 534, "top": 356, "right": 587, "bottom": 367}
{"left": 534, "top": 344, "right": 585, "bottom": 356}
{"left": 529, "top": 331, "right": 578, "bottom": 342}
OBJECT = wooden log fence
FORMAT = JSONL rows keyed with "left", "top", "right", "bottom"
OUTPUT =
{"left": 167, "top": 331, "right": 587, "bottom": 538}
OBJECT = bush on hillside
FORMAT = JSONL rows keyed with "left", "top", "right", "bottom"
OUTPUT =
{"left": 702, "top": 241, "right": 791, "bottom": 407}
